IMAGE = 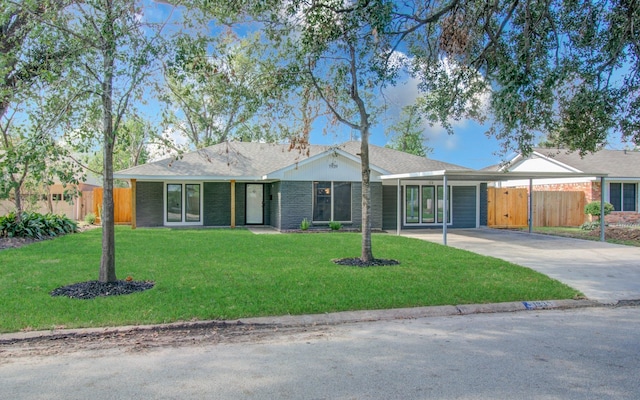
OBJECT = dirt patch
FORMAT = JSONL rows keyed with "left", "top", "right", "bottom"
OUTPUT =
{"left": 588, "top": 226, "right": 640, "bottom": 242}
{"left": 0, "top": 224, "right": 98, "bottom": 251}
{"left": 0, "top": 321, "right": 332, "bottom": 358}
{"left": 0, "top": 236, "right": 40, "bottom": 250}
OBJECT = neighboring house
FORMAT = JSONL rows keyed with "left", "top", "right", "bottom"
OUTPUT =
{"left": 114, "top": 141, "right": 489, "bottom": 231}
{"left": 493, "top": 148, "right": 640, "bottom": 224}
{"left": 0, "top": 178, "right": 101, "bottom": 220}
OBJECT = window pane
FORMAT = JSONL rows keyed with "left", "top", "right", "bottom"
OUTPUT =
{"left": 422, "top": 186, "right": 435, "bottom": 223}
{"left": 623, "top": 183, "right": 637, "bottom": 212}
{"left": 313, "top": 182, "right": 331, "bottom": 221}
{"left": 609, "top": 183, "right": 622, "bottom": 211}
{"left": 167, "top": 184, "right": 182, "bottom": 222}
{"left": 406, "top": 186, "right": 419, "bottom": 223}
{"left": 437, "top": 186, "right": 450, "bottom": 223}
{"left": 333, "top": 182, "right": 351, "bottom": 221}
{"left": 185, "top": 184, "right": 201, "bottom": 222}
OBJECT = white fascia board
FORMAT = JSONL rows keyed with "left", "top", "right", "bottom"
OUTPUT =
{"left": 381, "top": 170, "right": 448, "bottom": 180}
{"left": 264, "top": 148, "right": 389, "bottom": 180}
{"left": 114, "top": 174, "right": 263, "bottom": 181}
{"left": 381, "top": 170, "right": 607, "bottom": 181}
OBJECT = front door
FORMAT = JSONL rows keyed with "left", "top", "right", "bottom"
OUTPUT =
{"left": 246, "top": 184, "right": 264, "bottom": 224}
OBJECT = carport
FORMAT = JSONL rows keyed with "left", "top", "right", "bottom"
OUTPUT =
{"left": 380, "top": 170, "right": 608, "bottom": 245}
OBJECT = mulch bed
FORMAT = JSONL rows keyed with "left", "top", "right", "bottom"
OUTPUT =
{"left": 333, "top": 258, "right": 400, "bottom": 267}
{"left": 50, "top": 280, "right": 155, "bottom": 300}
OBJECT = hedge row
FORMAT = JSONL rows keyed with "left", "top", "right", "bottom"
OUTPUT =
{"left": 0, "top": 212, "right": 77, "bottom": 239}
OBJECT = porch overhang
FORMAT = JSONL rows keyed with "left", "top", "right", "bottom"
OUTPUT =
{"left": 380, "top": 170, "right": 609, "bottom": 245}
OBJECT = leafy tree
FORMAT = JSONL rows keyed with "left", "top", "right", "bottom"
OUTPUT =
{"left": 255, "top": 0, "right": 638, "bottom": 263}
{"left": 49, "top": 0, "right": 174, "bottom": 283}
{"left": 160, "top": 31, "right": 291, "bottom": 149}
{"left": 385, "top": 104, "right": 432, "bottom": 157}
{"left": 85, "top": 115, "right": 152, "bottom": 179}
{"left": 1, "top": 0, "right": 84, "bottom": 217}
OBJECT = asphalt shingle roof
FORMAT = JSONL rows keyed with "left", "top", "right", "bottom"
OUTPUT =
{"left": 532, "top": 147, "right": 640, "bottom": 178}
{"left": 115, "top": 141, "right": 471, "bottom": 179}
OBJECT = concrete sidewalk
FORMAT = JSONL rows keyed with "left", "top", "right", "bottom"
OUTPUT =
{"left": 401, "top": 228, "right": 640, "bottom": 304}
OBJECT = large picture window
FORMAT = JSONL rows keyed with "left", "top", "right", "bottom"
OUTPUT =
{"left": 313, "top": 181, "right": 352, "bottom": 222}
{"left": 166, "top": 183, "right": 201, "bottom": 224}
{"left": 405, "top": 185, "right": 450, "bottom": 224}
{"left": 610, "top": 183, "right": 637, "bottom": 212}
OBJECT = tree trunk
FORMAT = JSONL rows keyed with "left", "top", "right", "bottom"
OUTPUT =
{"left": 99, "top": 1, "right": 117, "bottom": 283}
{"left": 360, "top": 129, "right": 373, "bottom": 262}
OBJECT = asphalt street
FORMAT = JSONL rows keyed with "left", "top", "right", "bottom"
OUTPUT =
{"left": 1, "top": 306, "right": 638, "bottom": 400}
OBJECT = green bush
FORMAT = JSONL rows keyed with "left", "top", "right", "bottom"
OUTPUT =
{"left": 300, "top": 218, "right": 310, "bottom": 231}
{"left": 0, "top": 212, "right": 77, "bottom": 239}
{"left": 584, "top": 201, "right": 614, "bottom": 220}
{"left": 580, "top": 221, "right": 601, "bottom": 231}
{"left": 84, "top": 212, "right": 97, "bottom": 225}
{"left": 328, "top": 221, "right": 342, "bottom": 231}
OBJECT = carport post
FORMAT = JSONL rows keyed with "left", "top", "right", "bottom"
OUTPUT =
{"left": 528, "top": 178, "right": 533, "bottom": 234}
{"left": 600, "top": 176, "right": 605, "bottom": 242}
{"left": 396, "top": 179, "right": 401, "bottom": 236}
{"left": 443, "top": 175, "right": 448, "bottom": 246}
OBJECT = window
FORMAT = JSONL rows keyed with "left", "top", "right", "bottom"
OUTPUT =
{"left": 609, "top": 183, "right": 637, "bottom": 212}
{"left": 166, "top": 183, "right": 201, "bottom": 223}
{"left": 313, "top": 181, "right": 351, "bottom": 222}
{"left": 405, "top": 185, "right": 450, "bottom": 224}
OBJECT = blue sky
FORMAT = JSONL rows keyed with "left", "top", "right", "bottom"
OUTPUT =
{"left": 144, "top": 1, "right": 633, "bottom": 171}
{"left": 308, "top": 118, "right": 504, "bottom": 170}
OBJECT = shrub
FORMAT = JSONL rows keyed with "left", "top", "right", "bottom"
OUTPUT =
{"left": 300, "top": 218, "right": 310, "bottom": 231}
{"left": 580, "top": 221, "right": 601, "bottom": 231}
{"left": 84, "top": 212, "right": 97, "bottom": 225}
{"left": 0, "top": 212, "right": 77, "bottom": 239}
{"left": 329, "top": 221, "right": 342, "bottom": 231}
{"left": 584, "top": 201, "right": 614, "bottom": 220}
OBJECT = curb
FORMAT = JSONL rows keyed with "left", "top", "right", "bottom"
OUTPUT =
{"left": 0, "top": 299, "right": 603, "bottom": 344}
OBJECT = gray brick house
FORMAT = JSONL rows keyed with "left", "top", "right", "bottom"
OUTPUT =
{"left": 114, "top": 141, "right": 485, "bottom": 231}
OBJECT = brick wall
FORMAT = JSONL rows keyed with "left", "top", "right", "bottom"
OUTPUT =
{"left": 606, "top": 212, "right": 640, "bottom": 225}
{"left": 520, "top": 181, "right": 599, "bottom": 203}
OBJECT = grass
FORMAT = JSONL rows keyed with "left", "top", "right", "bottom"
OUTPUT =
{"left": 0, "top": 227, "right": 581, "bottom": 333}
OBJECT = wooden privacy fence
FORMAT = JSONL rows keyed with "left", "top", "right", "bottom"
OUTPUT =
{"left": 532, "top": 191, "right": 586, "bottom": 227}
{"left": 92, "top": 188, "right": 132, "bottom": 224}
{"left": 487, "top": 188, "right": 529, "bottom": 228}
{"left": 488, "top": 188, "right": 586, "bottom": 228}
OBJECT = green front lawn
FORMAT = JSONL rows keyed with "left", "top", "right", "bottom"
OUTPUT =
{"left": 0, "top": 227, "right": 580, "bottom": 333}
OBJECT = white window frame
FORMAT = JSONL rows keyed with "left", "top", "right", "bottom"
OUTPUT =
{"left": 163, "top": 181, "right": 204, "bottom": 226}
{"left": 403, "top": 184, "right": 452, "bottom": 226}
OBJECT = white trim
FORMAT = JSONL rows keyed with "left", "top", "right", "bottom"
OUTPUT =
{"left": 381, "top": 169, "right": 607, "bottom": 181}
{"left": 163, "top": 181, "right": 204, "bottom": 227}
{"left": 264, "top": 148, "right": 389, "bottom": 180}
{"left": 116, "top": 175, "right": 264, "bottom": 181}
{"left": 403, "top": 183, "right": 452, "bottom": 227}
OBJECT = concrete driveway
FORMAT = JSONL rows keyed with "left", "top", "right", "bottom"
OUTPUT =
{"left": 401, "top": 228, "right": 640, "bottom": 304}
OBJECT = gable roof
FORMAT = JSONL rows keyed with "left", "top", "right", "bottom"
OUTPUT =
{"left": 115, "top": 141, "right": 471, "bottom": 180}
{"left": 508, "top": 148, "right": 640, "bottom": 178}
